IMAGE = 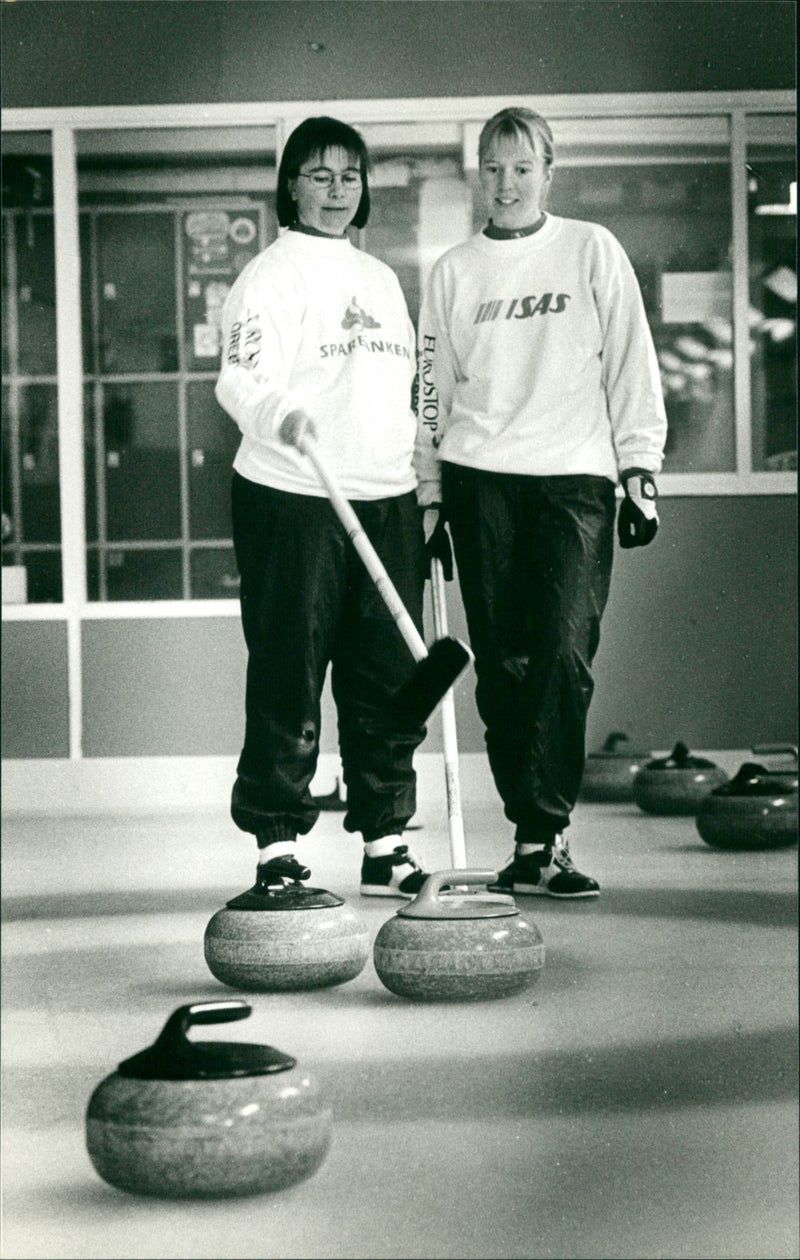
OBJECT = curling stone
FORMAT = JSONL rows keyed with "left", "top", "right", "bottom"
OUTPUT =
{"left": 633, "top": 741, "right": 729, "bottom": 815}
{"left": 204, "top": 871, "right": 369, "bottom": 991}
{"left": 373, "top": 870, "right": 545, "bottom": 1002}
{"left": 86, "top": 1000, "right": 332, "bottom": 1198}
{"left": 696, "top": 748, "right": 798, "bottom": 850}
{"left": 580, "top": 731, "right": 652, "bottom": 802}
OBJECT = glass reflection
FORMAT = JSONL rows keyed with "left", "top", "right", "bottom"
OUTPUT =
{"left": 544, "top": 162, "right": 735, "bottom": 474}
{"left": 1, "top": 134, "right": 62, "bottom": 603}
{"left": 747, "top": 116, "right": 796, "bottom": 472}
{"left": 77, "top": 127, "right": 275, "bottom": 598}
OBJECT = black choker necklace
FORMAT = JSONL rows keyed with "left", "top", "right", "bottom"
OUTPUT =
{"left": 484, "top": 214, "right": 546, "bottom": 241}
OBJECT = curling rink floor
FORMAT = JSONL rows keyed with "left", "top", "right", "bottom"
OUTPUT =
{"left": 2, "top": 766, "right": 798, "bottom": 1260}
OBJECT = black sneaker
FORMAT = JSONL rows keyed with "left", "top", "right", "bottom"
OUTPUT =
{"left": 360, "top": 844, "right": 429, "bottom": 899}
{"left": 256, "top": 855, "right": 311, "bottom": 889}
{"left": 489, "top": 838, "right": 599, "bottom": 899}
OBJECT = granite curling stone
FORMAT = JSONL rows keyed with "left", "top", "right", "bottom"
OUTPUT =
{"left": 204, "top": 869, "right": 369, "bottom": 991}
{"left": 373, "top": 870, "right": 545, "bottom": 1001}
{"left": 696, "top": 756, "right": 798, "bottom": 850}
{"left": 86, "top": 1000, "right": 332, "bottom": 1198}
{"left": 633, "top": 741, "right": 729, "bottom": 815}
{"left": 580, "top": 730, "right": 652, "bottom": 803}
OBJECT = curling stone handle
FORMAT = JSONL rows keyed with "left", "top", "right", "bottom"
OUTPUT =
{"left": 154, "top": 1001, "right": 252, "bottom": 1053}
{"left": 413, "top": 869, "right": 499, "bottom": 910}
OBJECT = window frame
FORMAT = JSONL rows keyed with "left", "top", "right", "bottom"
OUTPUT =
{"left": 2, "top": 92, "right": 795, "bottom": 757}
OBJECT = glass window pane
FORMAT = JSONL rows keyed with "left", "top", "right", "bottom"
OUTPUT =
{"left": 187, "top": 380, "right": 239, "bottom": 540}
{"left": 2, "top": 384, "right": 14, "bottom": 546}
{"left": 2, "top": 384, "right": 10, "bottom": 516}
{"left": 95, "top": 211, "right": 178, "bottom": 374}
{"left": 19, "top": 549, "right": 62, "bottom": 603}
{"left": 2, "top": 137, "right": 55, "bottom": 377}
{"left": 15, "top": 212, "right": 57, "bottom": 376}
{"left": 357, "top": 126, "right": 472, "bottom": 327}
{"left": 364, "top": 177, "right": 424, "bottom": 326}
{"left": 190, "top": 547, "right": 239, "bottom": 599}
{"left": 83, "top": 384, "right": 99, "bottom": 544}
{"left": 86, "top": 546, "right": 100, "bottom": 600}
{"left": 19, "top": 384, "right": 61, "bottom": 543}
{"left": 536, "top": 155, "right": 734, "bottom": 474}
{"left": 103, "top": 548, "right": 183, "bottom": 601}
{"left": 1, "top": 224, "right": 8, "bottom": 379}
{"left": 79, "top": 213, "right": 95, "bottom": 375}
{"left": 183, "top": 208, "right": 264, "bottom": 370}
{"left": 747, "top": 115, "right": 797, "bottom": 472}
{"left": 77, "top": 126, "right": 275, "bottom": 599}
{"left": 103, "top": 382, "right": 181, "bottom": 540}
{"left": 1, "top": 133, "right": 60, "bottom": 606}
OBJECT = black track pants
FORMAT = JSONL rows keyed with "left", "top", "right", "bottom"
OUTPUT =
{"left": 442, "top": 464, "right": 616, "bottom": 837}
{"left": 230, "top": 473, "right": 427, "bottom": 841}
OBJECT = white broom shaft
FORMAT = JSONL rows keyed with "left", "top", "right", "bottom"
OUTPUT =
{"left": 299, "top": 436, "right": 428, "bottom": 663}
{"left": 431, "top": 557, "right": 468, "bottom": 870}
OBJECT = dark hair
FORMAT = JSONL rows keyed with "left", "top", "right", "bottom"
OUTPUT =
{"left": 276, "top": 116, "right": 371, "bottom": 228}
{"left": 478, "top": 107, "right": 555, "bottom": 169}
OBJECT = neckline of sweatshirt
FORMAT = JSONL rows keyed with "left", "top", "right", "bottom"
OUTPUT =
{"left": 278, "top": 227, "right": 353, "bottom": 254}
{"left": 464, "top": 214, "right": 563, "bottom": 258}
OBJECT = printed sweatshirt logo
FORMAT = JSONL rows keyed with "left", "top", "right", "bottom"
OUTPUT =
{"left": 418, "top": 334, "right": 441, "bottom": 444}
{"left": 342, "top": 297, "right": 381, "bottom": 331}
{"left": 320, "top": 297, "right": 409, "bottom": 360}
{"left": 227, "top": 311, "right": 261, "bottom": 369}
{"left": 474, "top": 293, "right": 570, "bottom": 323}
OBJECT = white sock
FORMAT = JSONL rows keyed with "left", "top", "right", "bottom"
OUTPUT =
{"left": 364, "top": 836, "right": 404, "bottom": 859}
{"left": 516, "top": 843, "right": 550, "bottom": 857}
{"left": 257, "top": 840, "right": 296, "bottom": 865}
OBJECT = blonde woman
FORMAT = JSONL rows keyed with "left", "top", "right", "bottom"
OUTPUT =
{"left": 417, "top": 107, "right": 667, "bottom": 898}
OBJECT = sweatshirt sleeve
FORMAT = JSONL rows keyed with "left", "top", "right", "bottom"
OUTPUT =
{"left": 592, "top": 230, "right": 668, "bottom": 477}
{"left": 413, "top": 262, "right": 460, "bottom": 506}
{"left": 214, "top": 255, "right": 306, "bottom": 443}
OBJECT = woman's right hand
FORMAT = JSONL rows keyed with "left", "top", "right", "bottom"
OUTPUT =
{"left": 423, "top": 504, "right": 454, "bottom": 581}
{"left": 279, "top": 409, "right": 317, "bottom": 449}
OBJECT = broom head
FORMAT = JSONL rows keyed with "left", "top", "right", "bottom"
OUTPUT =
{"left": 389, "top": 636, "right": 473, "bottom": 727}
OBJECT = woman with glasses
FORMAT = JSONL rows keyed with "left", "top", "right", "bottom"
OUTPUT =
{"left": 417, "top": 106, "right": 667, "bottom": 898}
{"left": 216, "top": 116, "right": 431, "bottom": 899}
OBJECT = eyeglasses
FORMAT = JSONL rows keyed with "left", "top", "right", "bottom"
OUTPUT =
{"left": 296, "top": 169, "right": 363, "bottom": 189}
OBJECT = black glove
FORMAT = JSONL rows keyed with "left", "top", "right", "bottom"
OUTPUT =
{"left": 422, "top": 504, "right": 453, "bottom": 581}
{"left": 617, "top": 470, "right": 659, "bottom": 549}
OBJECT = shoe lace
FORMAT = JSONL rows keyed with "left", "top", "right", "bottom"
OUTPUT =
{"left": 389, "top": 844, "right": 422, "bottom": 871}
{"left": 552, "top": 839, "right": 576, "bottom": 873}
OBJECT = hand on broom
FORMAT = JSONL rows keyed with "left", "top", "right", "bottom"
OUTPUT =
{"left": 279, "top": 409, "right": 317, "bottom": 450}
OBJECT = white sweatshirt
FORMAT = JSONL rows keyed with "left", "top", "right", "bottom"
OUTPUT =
{"left": 414, "top": 215, "right": 667, "bottom": 506}
{"left": 216, "top": 230, "right": 417, "bottom": 499}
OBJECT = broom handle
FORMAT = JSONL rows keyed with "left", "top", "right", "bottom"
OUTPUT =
{"left": 297, "top": 433, "right": 428, "bottom": 664}
{"left": 430, "top": 557, "right": 468, "bottom": 870}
